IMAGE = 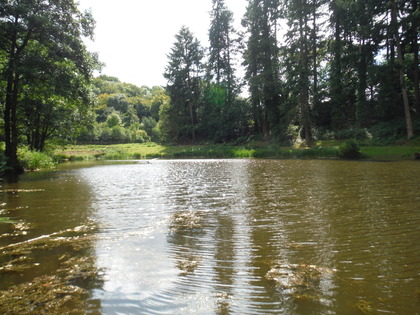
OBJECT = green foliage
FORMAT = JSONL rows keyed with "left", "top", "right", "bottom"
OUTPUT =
{"left": 208, "top": 0, "right": 238, "bottom": 98}
{"left": 317, "top": 128, "right": 372, "bottom": 141}
{"left": 242, "top": 0, "right": 281, "bottom": 138}
{"left": 0, "top": 0, "right": 100, "bottom": 171}
{"left": 0, "top": 153, "right": 7, "bottom": 176}
{"left": 368, "top": 119, "right": 420, "bottom": 144}
{"left": 141, "top": 117, "right": 159, "bottom": 142}
{"left": 106, "top": 112, "right": 123, "bottom": 128}
{"left": 18, "top": 147, "right": 56, "bottom": 171}
{"left": 2, "top": 0, "right": 417, "bottom": 157}
{"left": 78, "top": 75, "right": 168, "bottom": 144}
{"left": 163, "top": 26, "right": 204, "bottom": 142}
{"left": 337, "top": 140, "right": 362, "bottom": 159}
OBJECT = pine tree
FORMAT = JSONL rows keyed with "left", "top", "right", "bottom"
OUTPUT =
{"left": 243, "top": 0, "right": 280, "bottom": 138}
{"left": 208, "top": 0, "right": 237, "bottom": 101}
{"left": 282, "top": 0, "right": 317, "bottom": 143}
{"left": 163, "top": 26, "right": 204, "bottom": 143}
{"left": 390, "top": 0, "right": 414, "bottom": 139}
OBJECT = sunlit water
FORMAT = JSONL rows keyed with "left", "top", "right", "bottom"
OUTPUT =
{"left": 1, "top": 159, "right": 420, "bottom": 314}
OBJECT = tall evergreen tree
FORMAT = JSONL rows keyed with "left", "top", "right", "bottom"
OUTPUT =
{"left": 163, "top": 26, "right": 204, "bottom": 143}
{"left": 283, "top": 0, "right": 322, "bottom": 143}
{"left": 205, "top": 0, "right": 243, "bottom": 142}
{"left": 410, "top": 0, "right": 420, "bottom": 115}
{"left": 243, "top": 0, "right": 280, "bottom": 138}
{"left": 390, "top": 0, "right": 414, "bottom": 139}
{"left": 208, "top": 0, "right": 237, "bottom": 99}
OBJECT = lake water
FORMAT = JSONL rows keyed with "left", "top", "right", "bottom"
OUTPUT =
{"left": 1, "top": 159, "right": 420, "bottom": 314}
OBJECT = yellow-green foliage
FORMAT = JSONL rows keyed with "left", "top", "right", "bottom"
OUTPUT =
{"left": 18, "top": 147, "right": 56, "bottom": 170}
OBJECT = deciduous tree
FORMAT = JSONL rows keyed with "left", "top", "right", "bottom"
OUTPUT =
{"left": 0, "top": 0, "right": 98, "bottom": 172}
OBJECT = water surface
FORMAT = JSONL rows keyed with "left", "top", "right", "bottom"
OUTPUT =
{"left": 1, "top": 159, "right": 420, "bottom": 314}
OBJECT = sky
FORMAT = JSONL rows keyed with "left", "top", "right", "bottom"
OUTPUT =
{"left": 78, "top": 0, "right": 248, "bottom": 88}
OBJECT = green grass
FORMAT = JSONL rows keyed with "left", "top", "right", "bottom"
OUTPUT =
{"left": 54, "top": 141, "right": 420, "bottom": 162}
{"left": 55, "top": 143, "right": 340, "bottom": 160}
{"left": 360, "top": 146, "right": 419, "bottom": 159}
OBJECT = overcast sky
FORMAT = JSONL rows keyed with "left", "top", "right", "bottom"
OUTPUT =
{"left": 77, "top": 0, "right": 247, "bottom": 87}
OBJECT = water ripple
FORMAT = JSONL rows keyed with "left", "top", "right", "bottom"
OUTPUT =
{"left": 76, "top": 159, "right": 420, "bottom": 314}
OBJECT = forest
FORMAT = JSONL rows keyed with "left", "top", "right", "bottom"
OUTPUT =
{"left": 0, "top": 0, "right": 419, "bottom": 173}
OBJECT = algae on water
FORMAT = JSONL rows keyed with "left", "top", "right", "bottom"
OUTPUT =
{"left": 0, "top": 224, "right": 104, "bottom": 314}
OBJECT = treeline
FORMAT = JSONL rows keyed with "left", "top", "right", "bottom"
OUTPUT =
{"left": 1, "top": 0, "right": 419, "bottom": 173}
{"left": 77, "top": 76, "right": 169, "bottom": 144}
{"left": 162, "top": 0, "right": 419, "bottom": 144}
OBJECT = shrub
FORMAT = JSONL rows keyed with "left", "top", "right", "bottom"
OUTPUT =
{"left": 18, "top": 147, "right": 55, "bottom": 170}
{"left": 133, "top": 129, "right": 150, "bottom": 143}
{"left": 368, "top": 119, "right": 420, "bottom": 144}
{"left": 337, "top": 140, "right": 362, "bottom": 159}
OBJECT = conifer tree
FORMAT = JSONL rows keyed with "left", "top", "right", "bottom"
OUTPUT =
{"left": 208, "top": 0, "right": 237, "bottom": 99}
{"left": 163, "top": 26, "right": 204, "bottom": 142}
{"left": 243, "top": 0, "right": 280, "bottom": 138}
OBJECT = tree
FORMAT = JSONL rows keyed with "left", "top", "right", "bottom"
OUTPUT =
{"left": 390, "top": 0, "right": 414, "bottom": 139}
{"left": 208, "top": 0, "right": 238, "bottom": 102}
{"left": 329, "top": 0, "right": 348, "bottom": 130}
{"left": 409, "top": 0, "right": 419, "bottom": 115}
{"left": 163, "top": 26, "right": 204, "bottom": 142}
{"left": 282, "top": 0, "right": 328, "bottom": 143}
{"left": 243, "top": 0, "right": 281, "bottom": 138}
{"left": 205, "top": 0, "right": 243, "bottom": 142}
{"left": 0, "top": 0, "right": 98, "bottom": 172}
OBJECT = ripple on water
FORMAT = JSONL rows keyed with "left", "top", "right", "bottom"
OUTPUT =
{"left": 72, "top": 160, "right": 420, "bottom": 314}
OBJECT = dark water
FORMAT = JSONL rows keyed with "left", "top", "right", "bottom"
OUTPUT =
{"left": 1, "top": 159, "right": 420, "bottom": 314}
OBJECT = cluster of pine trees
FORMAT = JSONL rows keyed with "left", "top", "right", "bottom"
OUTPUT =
{"left": 162, "top": 0, "right": 419, "bottom": 144}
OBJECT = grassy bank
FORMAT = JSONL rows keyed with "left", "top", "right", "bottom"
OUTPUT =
{"left": 1, "top": 141, "right": 418, "bottom": 176}
{"left": 54, "top": 141, "right": 420, "bottom": 161}
{"left": 54, "top": 143, "right": 339, "bottom": 160}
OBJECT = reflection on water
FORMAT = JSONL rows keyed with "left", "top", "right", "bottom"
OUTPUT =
{"left": 1, "top": 159, "right": 420, "bottom": 314}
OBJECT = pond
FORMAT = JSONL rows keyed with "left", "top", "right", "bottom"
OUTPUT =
{"left": 1, "top": 159, "right": 420, "bottom": 314}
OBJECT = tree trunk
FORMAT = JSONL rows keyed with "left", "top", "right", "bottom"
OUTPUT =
{"left": 3, "top": 18, "right": 32, "bottom": 173}
{"left": 312, "top": 0, "right": 318, "bottom": 107}
{"left": 299, "top": 3, "right": 312, "bottom": 144}
{"left": 411, "top": 0, "right": 420, "bottom": 114}
{"left": 4, "top": 70, "right": 23, "bottom": 173}
{"left": 331, "top": 3, "right": 346, "bottom": 130}
{"left": 391, "top": 0, "right": 414, "bottom": 139}
{"left": 357, "top": 40, "right": 368, "bottom": 127}
{"left": 188, "top": 101, "right": 196, "bottom": 142}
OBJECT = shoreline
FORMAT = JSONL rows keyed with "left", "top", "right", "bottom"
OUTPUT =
{"left": 54, "top": 142, "right": 420, "bottom": 162}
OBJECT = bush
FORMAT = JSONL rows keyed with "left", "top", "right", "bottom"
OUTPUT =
{"left": 317, "top": 128, "right": 372, "bottom": 141}
{"left": 337, "top": 140, "right": 362, "bottom": 159}
{"left": 368, "top": 119, "right": 420, "bottom": 144}
{"left": 18, "top": 147, "right": 55, "bottom": 170}
{"left": 133, "top": 129, "right": 150, "bottom": 143}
